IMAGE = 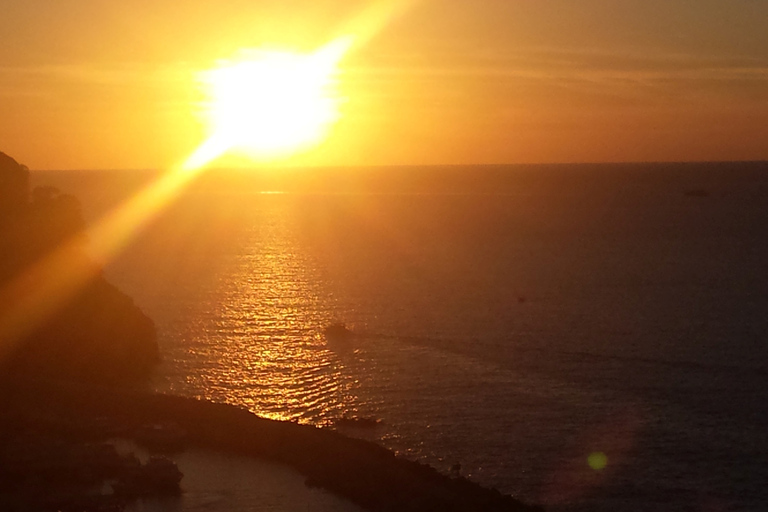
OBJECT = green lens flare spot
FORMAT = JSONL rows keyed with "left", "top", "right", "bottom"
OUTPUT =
{"left": 588, "top": 452, "right": 608, "bottom": 470}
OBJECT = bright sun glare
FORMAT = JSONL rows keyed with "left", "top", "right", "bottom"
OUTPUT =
{"left": 199, "top": 39, "right": 351, "bottom": 162}
{"left": 1, "top": 2, "right": 414, "bottom": 349}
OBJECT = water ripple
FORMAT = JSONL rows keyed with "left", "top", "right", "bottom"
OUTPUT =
{"left": 153, "top": 210, "right": 355, "bottom": 425}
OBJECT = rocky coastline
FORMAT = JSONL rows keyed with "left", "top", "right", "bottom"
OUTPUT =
{"left": 1, "top": 378, "right": 542, "bottom": 512}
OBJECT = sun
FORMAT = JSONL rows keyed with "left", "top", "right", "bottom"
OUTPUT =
{"left": 199, "top": 39, "right": 351, "bottom": 162}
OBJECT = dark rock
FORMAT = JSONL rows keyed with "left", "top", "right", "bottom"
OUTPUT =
{"left": 0, "top": 151, "right": 158, "bottom": 384}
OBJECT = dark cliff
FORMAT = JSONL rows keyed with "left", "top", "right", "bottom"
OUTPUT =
{"left": 0, "top": 152, "right": 158, "bottom": 383}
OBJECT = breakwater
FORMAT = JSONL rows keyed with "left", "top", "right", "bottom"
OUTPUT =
{"left": 1, "top": 379, "right": 542, "bottom": 512}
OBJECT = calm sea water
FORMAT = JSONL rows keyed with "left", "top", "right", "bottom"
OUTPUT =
{"left": 33, "top": 163, "right": 768, "bottom": 511}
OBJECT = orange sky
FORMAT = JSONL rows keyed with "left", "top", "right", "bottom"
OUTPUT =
{"left": 2, "top": 0, "right": 767, "bottom": 169}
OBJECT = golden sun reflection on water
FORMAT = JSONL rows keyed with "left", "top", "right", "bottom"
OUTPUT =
{"left": 155, "top": 201, "right": 358, "bottom": 424}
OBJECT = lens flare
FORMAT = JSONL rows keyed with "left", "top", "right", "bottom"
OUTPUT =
{"left": 588, "top": 452, "right": 608, "bottom": 471}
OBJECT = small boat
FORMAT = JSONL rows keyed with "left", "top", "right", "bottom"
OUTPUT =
{"left": 323, "top": 323, "right": 354, "bottom": 341}
{"left": 333, "top": 415, "right": 381, "bottom": 429}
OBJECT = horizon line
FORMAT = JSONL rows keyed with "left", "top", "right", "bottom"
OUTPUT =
{"left": 28, "top": 159, "right": 768, "bottom": 173}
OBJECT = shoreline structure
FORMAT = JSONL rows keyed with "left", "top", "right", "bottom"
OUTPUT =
{"left": 3, "top": 378, "right": 542, "bottom": 512}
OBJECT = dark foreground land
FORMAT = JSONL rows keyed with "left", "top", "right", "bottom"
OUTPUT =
{"left": 0, "top": 378, "right": 542, "bottom": 512}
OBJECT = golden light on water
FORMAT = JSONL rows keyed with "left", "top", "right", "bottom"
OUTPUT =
{"left": 160, "top": 212, "right": 359, "bottom": 424}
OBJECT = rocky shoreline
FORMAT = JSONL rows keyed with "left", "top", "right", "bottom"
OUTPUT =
{"left": 1, "top": 378, "right": 543, "bottom": 512}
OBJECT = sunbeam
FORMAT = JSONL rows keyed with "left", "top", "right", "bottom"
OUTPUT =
{"left": 0, "top": 0, "right": 417, "bottom": 358}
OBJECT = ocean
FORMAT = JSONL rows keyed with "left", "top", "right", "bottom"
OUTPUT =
{"left": 32, "top": 163, "right": 768, "bottom": 511}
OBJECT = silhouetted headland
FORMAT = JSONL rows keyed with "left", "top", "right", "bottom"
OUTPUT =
{"left": 0, "top": 152, "right": 158, "bottom": 384}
